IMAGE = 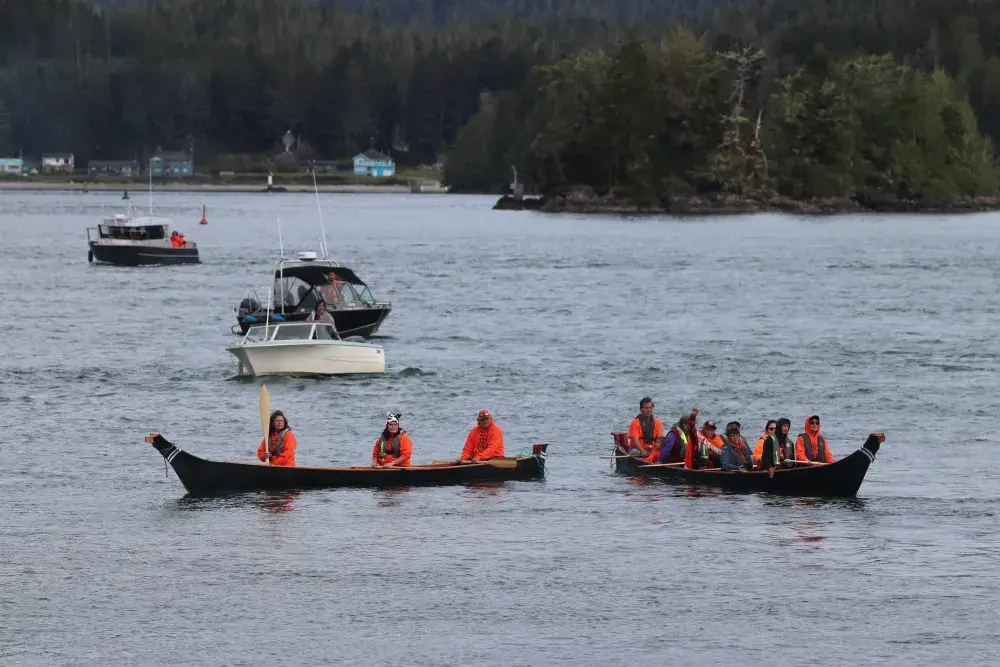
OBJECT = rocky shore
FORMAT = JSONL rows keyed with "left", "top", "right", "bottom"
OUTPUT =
{"left": 494, "top": 191, "right": 1000, "bottom": 214}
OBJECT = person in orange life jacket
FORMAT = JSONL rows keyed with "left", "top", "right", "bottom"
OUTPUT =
{"left": 169, "top": 231, "right": 182, "bottom": 247}
{"left": 752, "top": 420, "right": 778, "bottom": 467}
{"left": 656, "top": 408, "right": 699, "bottom": 464}
{"left": 720, "top": 421, "right": 754, "bottom": 471}
{"left": 691, "top": 420, "right": 724, "bottom": 468}
{"left": 795, "top": 415, "right": 834, "bottom": 463}
{"left": 372, "top": 412, "right": 412, "bottom": 467}
{"left": 625, "top": 397, "right": 663, "bottom": 457}
{"left": 461, "top": 409, "right": 505, "bottom": 462}
{"left": 257, "top": 410, "right": 297, "bottom": 466}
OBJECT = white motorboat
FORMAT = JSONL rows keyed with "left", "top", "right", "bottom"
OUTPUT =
{"left": 226, "top": 322, "right": 385, "bottom": 376}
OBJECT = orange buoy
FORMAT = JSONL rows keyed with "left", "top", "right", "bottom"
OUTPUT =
{"left": 199, "top": 204, "right": 207, "bottom": 225}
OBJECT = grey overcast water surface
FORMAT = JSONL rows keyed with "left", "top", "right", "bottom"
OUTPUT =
{"left": 1, "top": 191, "right": 998, "bottom": 666}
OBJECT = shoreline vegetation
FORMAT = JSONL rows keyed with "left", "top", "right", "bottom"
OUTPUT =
{"left": 494, "top": 192, "right": 1000, "bottom": 214}
{"left": 456, "top": 33, "right": 1000, "bottom": 214}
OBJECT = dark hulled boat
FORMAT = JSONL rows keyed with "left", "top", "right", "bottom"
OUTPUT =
{"left": 234, "top": 253, "right": 390, "bottom": 338}
{"left": 146, "top": 434, "right": 547, "bottom": 496}
{"left": 87, "top": 214, "right": 200, "bottom": 266}
{"left": 610, "top": 432, "right": 884, "bottom": 497}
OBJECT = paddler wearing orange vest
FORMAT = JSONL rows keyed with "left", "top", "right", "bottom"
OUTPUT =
{"left": 625, "top": 397, "right": 664, "bottom": 459}
{"left": 460, "top": 409, "right": 504, "bottom": 462}
{"left": 795, "top": 415, "right": 834, "bottom": 463}
{"left": 257, "top": 410, "right": 297, "bottom": 466}
{"left": 372, "top": 412, "right": 413, "bottom": 467}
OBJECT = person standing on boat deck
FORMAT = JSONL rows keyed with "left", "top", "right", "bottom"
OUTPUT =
{"left": 753, "top": 420, "right": 778, "bottom": 467}
{"left": 307, "top": 300, "right": 341, "bottom": 340}
{"left": 257, "top": 410, "right": 297, "bottom": 466}
{"left": 461, "top": 409, "right": 505, "bottom": 462}
{"left": 372, "top": 412, "right": 412, "bottom": 467}
{"left": 795, "top": 415, "right": 835, "bottom": 463}
{"left": 656, "top": 408, "right": 699, "bottom": 464}
{"left": 720, "top": 422, "right": 755, "bottom": 471}
{"left": 625, "top": 397, "right": 663, "bottom": 458}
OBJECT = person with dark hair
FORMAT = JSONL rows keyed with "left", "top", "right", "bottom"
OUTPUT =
{"left": 720, "top": 421, "right": 754, "bottom": 471}
{"left": 657, "top": 408, "right": 699, "bottom": 465}
{"left": 307, "top": 299, "right": 341, "bottom": 340}
{"left": 372, "top": 412, "right": 413, "bottom": 467}
{"left": 625, "top": 397, "right": 663, "bottom": 458}
{"left": 257, "top": 410, "right": 297, "bottom": 466}
{"left": 753, "top": 420, "right": 778, "bottom": 468}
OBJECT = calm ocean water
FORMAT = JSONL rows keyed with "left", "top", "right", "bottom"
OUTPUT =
{"left": 1, "top": 191, "right": 998, "bottom": 666}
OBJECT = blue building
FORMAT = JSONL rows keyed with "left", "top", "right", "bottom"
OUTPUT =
{"left": 353, "top": 149, "right": 395, "bottom": 177}
{"left": 150, "top": 149, "right": 194, "bottom": 178}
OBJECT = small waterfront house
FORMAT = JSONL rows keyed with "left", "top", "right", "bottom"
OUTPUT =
{"left": 149, "top": 149, "right": 194, "bottom": 177}
{"left": 0, "top": 157, "right": 23, "bottom": 174}
{"left": 88, "top": 160, "right": 140, "bottom": 176}
{"left": 42, "top": 153, "right": 75, "bottom": 173}
{"left": 353, "top": 149, "right": 395, "bottom": 177}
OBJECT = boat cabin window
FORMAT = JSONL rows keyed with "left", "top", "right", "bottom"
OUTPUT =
{"left": 271, "top": 323, "right": 316, "bottom": 340}
{"left": 98, "top": 224, "right": 166, "bottom": 241}
{"left": 273, "top": 276, "right": 313, "bottom": 309}
{"left": 243, "top": 323, "right": 316, "bottom": 342}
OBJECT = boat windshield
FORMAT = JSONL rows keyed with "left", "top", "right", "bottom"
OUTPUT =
{"left": 243, "top": 322, "right": 339, "bottom": 342}
{"left": 98, "top": 224, "right": 166, "bottom": 240}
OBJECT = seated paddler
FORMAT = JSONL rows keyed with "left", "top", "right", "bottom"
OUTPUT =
{"left": 693, "top": 420, "right": 724, "bottom": 468}
{"left": 372, "top": 412, "right": 412, "bottom": 467}
{"left": 657, "top": 408, "right": 699, "bottom": 464}
{"left": 720, "top": 421, "right": 754, "bottom": 471}
{"left": 795, "top": 415, "right": 834, "bottom": 464}
{"left": 625, "top": 397, "right": 663, "bottom": 459}
{"left": 257, "top": 410, "right": 297, "bottom": 466}
{"left": 460, "top": 409, "right": 505, "bottom": 462}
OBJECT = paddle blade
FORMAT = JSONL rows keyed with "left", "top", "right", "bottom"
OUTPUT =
{"left": 487, "top": 458, "right": 518, "bottom": 469}
{"left": 259, "top": 384, "right": 271, "bottom": 450}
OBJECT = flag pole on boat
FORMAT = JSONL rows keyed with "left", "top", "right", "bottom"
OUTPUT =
{"left": 277, "top": 213, "right": 284, "bottom": 258}
{"left": 312, "top": 170, "right": 329, "bottom": 259}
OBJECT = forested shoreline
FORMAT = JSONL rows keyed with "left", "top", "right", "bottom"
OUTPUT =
{"left": 2, "top": 0, "right": 999, "bottom": 208}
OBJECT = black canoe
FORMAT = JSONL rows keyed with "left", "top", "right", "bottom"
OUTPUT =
{"left": 146, "top": 434, "right": 548, "bottom": 496}
{"left": 610, "top": 432, "right": 883, "bottom": 497}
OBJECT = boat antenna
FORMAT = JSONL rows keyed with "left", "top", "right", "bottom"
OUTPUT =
{"left": 277, "top": 213, "right": 284, "bottom": 258}
{"left": 147, "top": 157, "right": 153, "bottom": 216}
{"left": 265, "top": 285, "right": 272, "bottom": 338}
{"left": 312, "top": 169, "right": 329, "bottom": 259}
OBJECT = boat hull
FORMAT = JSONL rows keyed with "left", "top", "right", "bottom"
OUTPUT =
{"left": 237, "top": 305, "right": 391, "bottom": 338}
{"left": 148, "top": 435, "right": 547, "bottom": 495}
{"left": 226, "top": 339, "right": 385, "bottom": 376}
{"left": 89, "top": 241, "right": 200, "bottom": 266}
{"left": 612, "top": 433, "right": 882, "bottom": 497}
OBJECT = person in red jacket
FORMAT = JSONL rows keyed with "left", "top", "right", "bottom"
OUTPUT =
{"left": 461, "top": 409, "right": 505, "bottom": 462}
{"left": 372, "top": 412, "right": 413, "bottom": 467}
{"left": 257, "top": 410, "right": 297, "bottom": 466}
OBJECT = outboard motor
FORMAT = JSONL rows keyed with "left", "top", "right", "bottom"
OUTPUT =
{"left": 237, "top": 297, "right": 262, "bottom": 319}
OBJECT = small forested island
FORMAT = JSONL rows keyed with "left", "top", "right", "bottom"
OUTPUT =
{"left": 477, "top": 33, "right": 1000, "bottom": 213}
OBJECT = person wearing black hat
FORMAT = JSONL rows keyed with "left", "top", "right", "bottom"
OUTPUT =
{"left": 720, "top": 421, "right": 754, "bottom": 471}
{"left": 694, "top": 420, "right": 724, "bottom": 468}
{"left": 372, "top": 412, "right": 413, "bottom": 467}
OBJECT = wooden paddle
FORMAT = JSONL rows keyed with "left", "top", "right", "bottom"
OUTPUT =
{"left": 637, "top": 462, "right": 685, "bottom": 468}
{"left": 259, "top": 384, "right": 270, "bottom": 465}
{"left": 431, "top": 458, "right": 518, "bottom": 469}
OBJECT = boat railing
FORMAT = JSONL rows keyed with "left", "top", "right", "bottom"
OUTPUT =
{"left": 243, "top": 322, "right": 339, "bottom": 343}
